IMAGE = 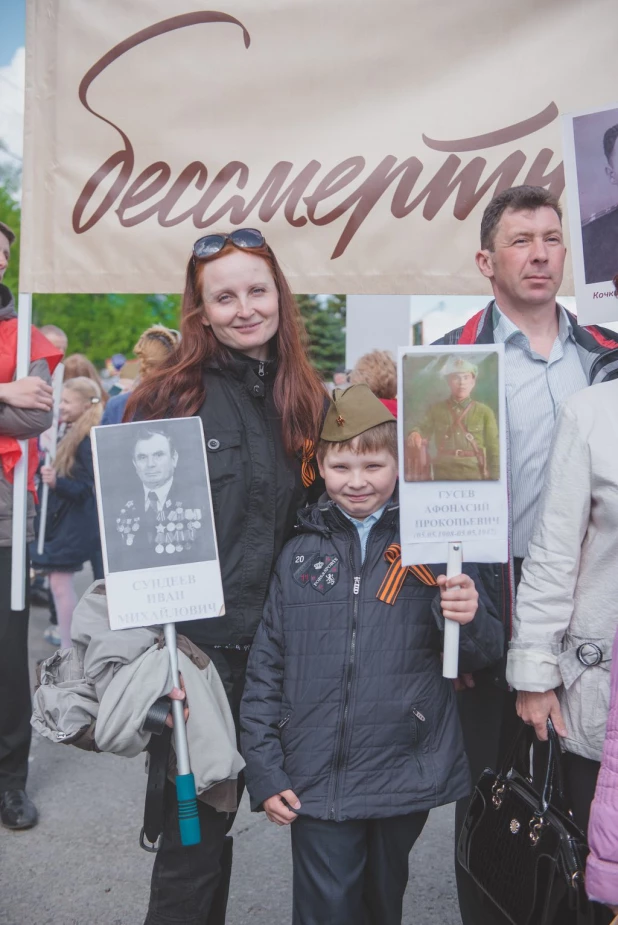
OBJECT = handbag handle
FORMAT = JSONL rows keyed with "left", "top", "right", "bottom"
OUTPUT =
{"left": 500, "top": 717, "right": 569, "bottom": 816}
{"left": 539, "top": 718, "right": 566, "bottom": 813}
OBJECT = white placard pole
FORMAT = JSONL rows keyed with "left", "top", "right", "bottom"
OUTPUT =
{"left": 37, "top": 362, "right": 64, "bottom": 556}
{"left": 163, "top": 622, "right": 201, "bottom": 846}
{"left": 10, "top": 293, "right": 32, "bottom": 612}
{"left": 442, "top": 541, "right": 463, "bottom": 679}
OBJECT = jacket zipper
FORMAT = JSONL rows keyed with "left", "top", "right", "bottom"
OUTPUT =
{"left": 411, "top": 707, "right": 426, "bottom": 774}
{"left": 329, "top": 555, "right": 363, "bottom": 820}
{"left": 320, "top": 505, "right": 397, "bottom": 821}
{"left": 258, "top": 360, "right": 265, "bottom": 378}
{"left": 277, "top": 712, "right": 291, "bottom": 730}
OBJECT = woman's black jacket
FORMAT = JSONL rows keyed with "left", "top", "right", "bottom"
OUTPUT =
{"left": 181, "top": 351, "right": 315, "bottom": 648}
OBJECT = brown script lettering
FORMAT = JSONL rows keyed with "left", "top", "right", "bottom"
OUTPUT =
{"left": 72, "top": 12, "right": 565, "bottom": 258}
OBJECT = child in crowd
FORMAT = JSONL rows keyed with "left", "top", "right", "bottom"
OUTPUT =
{"left": 240, "top": 383, "right": 504, "bottom": 925}
{"left": 31, "top": 377, "right": 102, "bottom": 649}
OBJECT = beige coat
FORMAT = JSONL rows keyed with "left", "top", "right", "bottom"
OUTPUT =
{"left": 32, "top": 581, "right": 245, "bottom": 811}
{"left": 507, "top": 380, "right": 618, "bottom": 761}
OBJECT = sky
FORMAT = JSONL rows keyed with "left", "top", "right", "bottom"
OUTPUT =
{"left": 0, "top": 0, "right": 25, "bottom": 165}
{"left": 0, "top": 0, "right": 25, "bottom": 68}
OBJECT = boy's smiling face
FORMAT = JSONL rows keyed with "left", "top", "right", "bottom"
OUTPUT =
{"left": 318, "top": 441, "right": 398, "bottom": 520}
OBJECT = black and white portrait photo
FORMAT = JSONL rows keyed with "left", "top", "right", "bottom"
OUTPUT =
{"left": 573, "top": 106, "right": 618, "bottom": 285}
{"left": 92, "top": 418, "right": 217, "bottom": 574}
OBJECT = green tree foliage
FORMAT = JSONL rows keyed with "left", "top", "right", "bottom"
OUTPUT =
{"left": 1, "top": 181, "right": 345, "bottom": 372}
{"left": 32, "top": 293, "right": 180, "bottom": 366}
{"left": 297, "top": 294, "right": 346, "bottom": 381}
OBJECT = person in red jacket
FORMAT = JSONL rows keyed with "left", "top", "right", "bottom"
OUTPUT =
{"left": 0, "top": 219, "right": 62, "bottom": 829}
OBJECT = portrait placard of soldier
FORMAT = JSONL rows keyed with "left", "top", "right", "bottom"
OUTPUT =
{"left": 402, "top": 352, "right": 500, "bottom": 483}
{"left": 397, "top": 345, "right": 507, "bottom": 566}
{"left": 92, "top": 418, "right": 217, "bottom": 573}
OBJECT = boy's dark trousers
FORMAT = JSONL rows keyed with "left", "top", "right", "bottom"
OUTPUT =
{"left": 144, "top": 647, "right": 247, "bottom": 925}
{"left": 290, "top": 811, "right": 429, "bottom": 925}
{"left": 0, "top": 547, "right": 32, "bottom": 792}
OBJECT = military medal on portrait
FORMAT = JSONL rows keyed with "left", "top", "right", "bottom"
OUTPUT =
{"left": 91, "top": 417, "right": 224, "bottom": 630}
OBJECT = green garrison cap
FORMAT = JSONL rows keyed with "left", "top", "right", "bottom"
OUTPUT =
{"left": 321, "top": 383, "right": 396, "bottom": 442}
{"left": 441, "top": 356, "right": 478, "bottom": 377}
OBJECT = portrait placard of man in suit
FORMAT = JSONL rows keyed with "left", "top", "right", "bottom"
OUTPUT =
{"left": 94, "top": 421, "right": 217, "bottom": 574}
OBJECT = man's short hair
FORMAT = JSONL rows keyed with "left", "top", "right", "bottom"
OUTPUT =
{"left": 40, "top": 324, "right": 68, "bottom": 342}
{"left": 603, "top": 124, "right": 618, "bottom": 163}
{"left": 317, "top": 421, "right": 397, "bottom": 463}
{"left": 132, "top": 426, "right": 176, "bottom": 457}
{"left": 480, "top": 186, "right": 562, "bottom": 251}
{"left": 0, "top": 221, "right": 15, "bottom": 245}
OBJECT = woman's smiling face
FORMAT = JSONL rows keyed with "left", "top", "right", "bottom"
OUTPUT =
{"left": 200, "top": 249, "right": 280, "bottom": 361}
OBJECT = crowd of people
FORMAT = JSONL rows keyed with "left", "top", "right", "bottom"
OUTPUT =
{"left": 2, "top": 183, "right": 618, "bottom": 925}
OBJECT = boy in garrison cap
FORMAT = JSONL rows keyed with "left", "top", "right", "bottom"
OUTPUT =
{"left": 241, "top": 384, "right": 503, "bottom": 925}
{"left": 406, "top": 356, "right": 500, "bottom": 482}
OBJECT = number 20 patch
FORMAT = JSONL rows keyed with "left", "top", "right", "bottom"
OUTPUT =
{"left": 292, "top": 552, "right": 340, "bottom": 594}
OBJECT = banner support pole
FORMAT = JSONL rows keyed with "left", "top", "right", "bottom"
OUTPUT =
{"left": 11, "top": 293, "right": 32, "bottom": 612}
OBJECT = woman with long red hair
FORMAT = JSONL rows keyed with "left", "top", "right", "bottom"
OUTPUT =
{"left": 127, "top": 228, "right": 326, "bottom": 925}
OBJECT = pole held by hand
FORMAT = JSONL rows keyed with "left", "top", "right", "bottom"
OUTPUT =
{"left": 442, "top": 541, "right": 462, "bottom": 679}
{"left": 37, "top": 362, "right": 65, "bottom": 556}
{"left": 163, "top": 622, "right": 201, "bottom": 846}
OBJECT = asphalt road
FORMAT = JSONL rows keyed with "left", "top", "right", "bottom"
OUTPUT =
{"left": 0, "top": 568, "right": 463, "bottom": 925}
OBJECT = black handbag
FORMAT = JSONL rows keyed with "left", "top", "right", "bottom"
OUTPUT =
{"left": 457, "top": 719, "right": 591, "bottom": 925}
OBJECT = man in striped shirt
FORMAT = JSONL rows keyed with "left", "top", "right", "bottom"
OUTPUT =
{"left": 437, "top": 185, "right": 618, "bottom": 925}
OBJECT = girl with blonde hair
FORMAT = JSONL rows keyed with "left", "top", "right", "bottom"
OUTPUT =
{"left": 31, "top": 377, "right": 103, "bottom": 648}
{"left": 63, "top": 353, "right": 108, "bottom": 405}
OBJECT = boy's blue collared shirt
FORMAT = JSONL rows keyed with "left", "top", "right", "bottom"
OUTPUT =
{"left": 338, "top": 503, "right": 387, "bottom": 562}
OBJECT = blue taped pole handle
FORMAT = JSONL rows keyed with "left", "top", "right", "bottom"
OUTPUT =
{"left": 176, "top": 773, "right": 201, "bottom": 846}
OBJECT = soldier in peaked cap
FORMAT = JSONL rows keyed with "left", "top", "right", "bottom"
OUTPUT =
{"left": 405, "top": 357, "right": 499, "bottom": 482}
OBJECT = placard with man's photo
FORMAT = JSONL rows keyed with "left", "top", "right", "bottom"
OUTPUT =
{"left": 562, "top": 103, "right": 618, "bottom": 324}
{"left": 91, "top": 417, "right": 224, "bottom": 630}
{"left": 398, "top": 345, "right": 508, "bottom": 566}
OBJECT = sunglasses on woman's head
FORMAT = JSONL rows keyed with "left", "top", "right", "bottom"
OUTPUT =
{"left": 192, "top": 228, "right": 265, "bottom": 260}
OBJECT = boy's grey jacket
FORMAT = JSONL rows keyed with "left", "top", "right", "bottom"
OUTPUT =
{"left": 240, "top": 496, "right": 504, "bottom": 822}
{"left": 32, "top": 581, "right": 245, "bottom": 811}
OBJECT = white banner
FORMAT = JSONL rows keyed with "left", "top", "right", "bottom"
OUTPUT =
{"left": 19, "top": 0, "right": 618, "bottom": 295}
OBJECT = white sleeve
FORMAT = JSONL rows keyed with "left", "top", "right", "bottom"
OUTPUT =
{"left": 506, "top": 403, "right": 591, "bottom": 692}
